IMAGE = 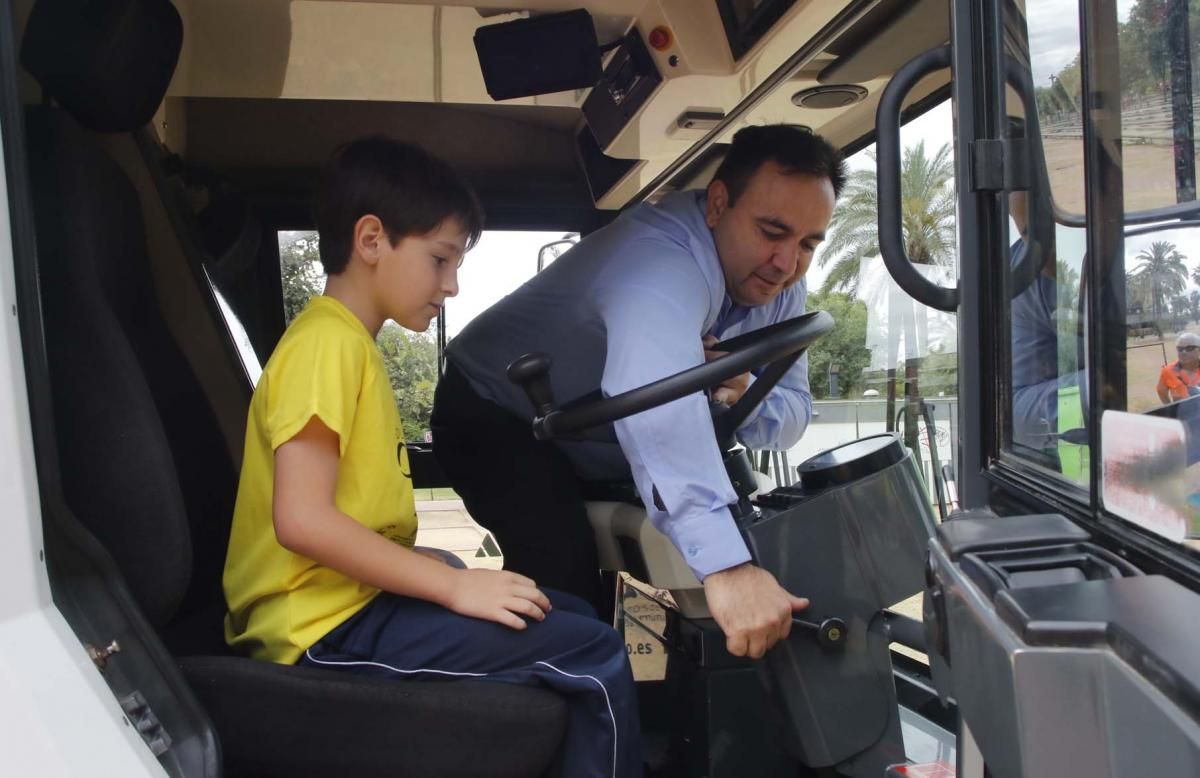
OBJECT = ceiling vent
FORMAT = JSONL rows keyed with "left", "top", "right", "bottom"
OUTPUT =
{"left": 791, "top": 84, "right": 868, "bottom": 110}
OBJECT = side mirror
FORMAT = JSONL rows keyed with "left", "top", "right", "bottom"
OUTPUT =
{"left": 537, "top": 235, "right": 579, "bottom": 272}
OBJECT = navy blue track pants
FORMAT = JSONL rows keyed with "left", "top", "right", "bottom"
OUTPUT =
{"left": 300, "top": 586, "right": 642, "bottom": 778}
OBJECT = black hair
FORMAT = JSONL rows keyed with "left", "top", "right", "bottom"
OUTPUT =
{"left": 314, "top": 136, "right": 485, "bottom": 275}
{"left": 711, "top": 125, "right": 847, "bottom": 204}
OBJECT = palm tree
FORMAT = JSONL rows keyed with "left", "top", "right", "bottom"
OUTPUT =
{"left": 1132, "top": 241, "right": 1188, "bottom": 320}
{"left": 817, "top": 140, "right": 956, "bottom": 295}
{"left": 816, "top": 141, "right": 955, "bottom": 471}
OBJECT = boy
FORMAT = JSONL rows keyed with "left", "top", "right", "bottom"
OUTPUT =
{"left": 222, "top": 136, "right": 641, "bottom": 778}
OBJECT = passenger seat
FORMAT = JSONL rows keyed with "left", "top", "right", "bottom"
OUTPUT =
{"left": 18, "top": 0, "right": 568, "bottom": 775}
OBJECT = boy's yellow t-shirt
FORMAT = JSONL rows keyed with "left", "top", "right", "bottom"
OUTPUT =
{"left": 223, "top": 295, "right": 417, "bottom": 664}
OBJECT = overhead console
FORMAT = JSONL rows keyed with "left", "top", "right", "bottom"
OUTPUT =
{"left": 473, "top": 2, "right": 839, "bottom": 208}
{"left": 471, "top": 0, "right": 950, "bottom": 210}
{"left": 581, "top": 31, "right": 663, "bottom": 151}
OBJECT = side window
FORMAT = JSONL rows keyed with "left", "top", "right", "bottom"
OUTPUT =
{"left": 1002, "top": 2, "right": 1090, "bottom": 485}
{"left": 276, "top": 229, "right": 569, "bottom": 443}
{"left": 1008, "top": 0, "right": 1200, "bottom": 556}
{"left": 1105, "top": 0, "right": 1200, "bottom": 554}
{"left": 804, "top": 100, "right": 958, "bottom": 517}
{"left": 444, "top": 230, "right": 576, "bottom": 340}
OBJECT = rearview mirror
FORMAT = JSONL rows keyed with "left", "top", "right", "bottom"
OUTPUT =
{"left": 537, "top": 235, "right": 578, "bottom": 272}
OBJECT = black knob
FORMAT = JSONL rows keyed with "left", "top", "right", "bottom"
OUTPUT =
{"left": 792, "top": 616, "right": 847, "bottom": 652}
{"left": 507, "top": 353, "right": 557, "bottom": 416}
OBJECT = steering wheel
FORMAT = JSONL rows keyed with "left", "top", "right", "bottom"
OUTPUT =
{"left": 507, "top": 311, "right": 835, "bottom": 448}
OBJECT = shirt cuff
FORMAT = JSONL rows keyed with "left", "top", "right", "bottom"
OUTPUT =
{"left": 661, "top": 505, "right": 752, "bottom": 581}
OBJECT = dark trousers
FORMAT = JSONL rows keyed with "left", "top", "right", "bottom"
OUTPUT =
{"left": 431, "top": 361, "right": 604, "bottom": 610}
{"left": 301, "top": 589, "right": 642, "bottom": 778}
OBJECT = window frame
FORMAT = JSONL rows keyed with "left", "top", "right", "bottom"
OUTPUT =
{"left": 959, "top": 0, "right": 1200, "bottom": 584}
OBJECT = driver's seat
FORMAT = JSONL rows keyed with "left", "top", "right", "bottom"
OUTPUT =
{"left": 583, "top": 470, "right": 776, "bottom": 618}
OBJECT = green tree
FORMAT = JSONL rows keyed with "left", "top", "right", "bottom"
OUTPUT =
{"left": 1127, "top": 269, "right": 1152, "bottom": 314}
{"left": 377, "top": 324, "right": 439, "bottom": 441}
{"left": 279, "top": 231, "right": 324, "bottom": 324}
{"left": 805, "top": 290, "right": 871, "bottom": 399}
{"left": 815, "top": 140, "right": 957, "bottom": 463}
{"left": 1055, "top": 0, "right": 1200, "bottom": 104}
{"left": 1057, "top": 260, "right": 1084, "bottom": 376}
{"left": 277, "top": 231, "right": 440, "bottom": 440}
{"left": 1056, "top": 259, "right": 1081, "bottom": 315}
{"left": 1132, "top": 240, "right": 1189, "bottom": 320}
{"left": 817, "top": 141, "right": 956, "bottom": 295}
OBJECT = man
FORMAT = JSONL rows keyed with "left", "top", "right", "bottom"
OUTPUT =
{"left": 431, "top": 125, "right": 845, "bottom": 659}
{"left": 1157, "top": 332, "right": 1200, "bottom": 405}
{"left": 1009, "top": 188, "right": 1074, "bottom": 468}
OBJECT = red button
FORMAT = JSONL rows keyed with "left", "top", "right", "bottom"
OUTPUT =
{"left": 648, "top": 26, "right": 672, "bottom": 51}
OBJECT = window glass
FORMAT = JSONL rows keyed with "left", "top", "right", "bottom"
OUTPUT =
{"left": 205, "top": 268, "right": 263, "bottom": 387}
{"left": 799, "top": 101, "right": 958, "bottom": 659}
{"left": 1104, "top": 0, "right": 1200, "bottom": 554}
{"left": 1011, "top": 0, "right": 1200, "bottom": 553}
{"left": 276, "top": 229, "right": 566, "bottom": 441}
{"left": 1001, "top": 0, "right": 1090, "bottom": 486}
{"left": 1114, "top": 0, "right": 1200, "bottom": 213}
{"left": 802, "top": 101, "right": 958, "bottom": 520}
{"left": 446, "top": 231, "right": 576, "bottom": 337}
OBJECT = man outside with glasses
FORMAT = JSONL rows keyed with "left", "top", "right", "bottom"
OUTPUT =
{"left": 1157, "top": 332, "right": 1200, "bottom": 404}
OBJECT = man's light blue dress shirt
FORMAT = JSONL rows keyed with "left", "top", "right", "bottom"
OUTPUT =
{"left": 446, "top": 191, "right": 812, "bottom": 579}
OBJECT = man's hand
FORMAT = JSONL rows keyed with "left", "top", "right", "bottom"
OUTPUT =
{"left": 703, "top": 335, "right": 750, "bottom": 405}
{"left": 445, "top": 569, "right": 553, "bottom": 630}
{"left": 703, "top": 563, "right": 809, "bottom": 658}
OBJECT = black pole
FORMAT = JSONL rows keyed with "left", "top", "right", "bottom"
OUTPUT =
{"left": 1168, "top": 0, "right": 1195, "bottom": 203}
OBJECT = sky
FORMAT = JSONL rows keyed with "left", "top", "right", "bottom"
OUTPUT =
{"left": 1028, "top": 0, "right": 1139, "bottom": 86}
{"left": 444, "top": 230, "right": 569, "bottom": 336}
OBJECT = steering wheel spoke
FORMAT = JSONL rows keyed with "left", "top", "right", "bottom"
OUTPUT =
{"left": 508, "top": 311, "right": 834, "bottom": 445}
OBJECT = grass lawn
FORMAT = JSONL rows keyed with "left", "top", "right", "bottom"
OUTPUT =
{"left": 1127, "top": 334, "right": 1173, "bottom": 413}
{"left": 413, "top": 487, "right": 460, "bottom": 501}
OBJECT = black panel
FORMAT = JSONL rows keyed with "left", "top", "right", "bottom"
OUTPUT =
{"left": 959, "top": 541, "right": 1142, "bottom": 599}
{"left": 615, "top": 536, "right": 651, "bottom": 582}
{"left": 576, "top": 125, "right": 638, "bottom": 203}
{"left": 582, "top": 31, "right": 663, "bottom": 150}
{"left": 715, "top": 0, "right": 799, "bottom": 61}
{"left": 474, "top": 9, "right": 601, "bottom": 101}
{"left": 405, "top": 444, "right": 450, "bottom": 489}
{"left": 936, "top": 512, "right": 1089, "bottom": 559}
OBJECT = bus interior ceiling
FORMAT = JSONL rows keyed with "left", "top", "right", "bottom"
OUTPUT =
{"left": 15, "top": 0, "right": 952, "bottom": 229}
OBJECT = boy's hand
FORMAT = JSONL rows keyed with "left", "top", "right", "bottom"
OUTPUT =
{"left": 445, "top": 569, "right": 552, "bottom": 630}
{"left": 703, "top": 335, "right": 750, "bottom": 405}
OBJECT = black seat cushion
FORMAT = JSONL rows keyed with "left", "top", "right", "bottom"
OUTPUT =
{"left": 21, "top": 0, "right": 182, "bottom": 133}
{"left": 180, "top": 656, "right": 568, "bottom": 778}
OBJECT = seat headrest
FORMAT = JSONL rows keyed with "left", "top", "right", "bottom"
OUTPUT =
{"left": 21, "top": 0, "right": 183, "bottom": 133}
